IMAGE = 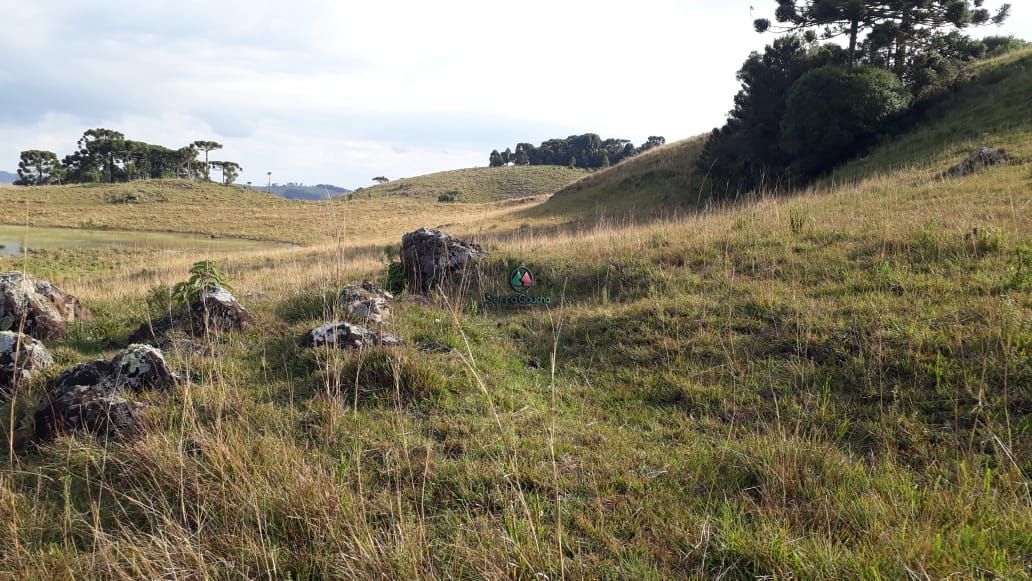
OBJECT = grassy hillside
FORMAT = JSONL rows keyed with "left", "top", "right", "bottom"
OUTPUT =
{"left": 829, "top": 47, "right": 1032, "bottom": 184}
{"left": 353, "top": 165, "right": 587, "bottom": 203}
{"left": 0, "top": 166, "right": 584, "bottom": 246}
{"left": 0, "top": 53, "right": 1028, "bottom": 577}
{"left": 523, "top": 137, "right": 706, "bottom": 222}
{"left": 525, "top": 47, "right": 1032, "bottom": 226}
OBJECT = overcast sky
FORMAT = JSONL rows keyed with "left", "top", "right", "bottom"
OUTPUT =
{"left": 1, "top": 1, "right": 1028, "bottom": 188}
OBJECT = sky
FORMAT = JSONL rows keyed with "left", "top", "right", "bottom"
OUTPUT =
{"left": 1, "top": 1, "right": 1028, "bottom": 189}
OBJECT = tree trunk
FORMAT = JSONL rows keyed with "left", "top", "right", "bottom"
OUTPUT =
{"left": 895, "top": 7, "right": 911, "bottom": 76}
{"left": 848, "top": 19, "right": 859, "bottom": 67}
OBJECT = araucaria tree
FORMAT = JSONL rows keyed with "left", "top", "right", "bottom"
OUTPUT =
{"left": 192, "top": 140, "right": 223, "bottom": 181}
{"left": 12, "top": 129, "right": 241, "bottom": 186}
{"left": 15, "top": 150, "right": 64, "bottom": 185}
{"left": 754, "top": 0, "right": 1011, "bottom": 69}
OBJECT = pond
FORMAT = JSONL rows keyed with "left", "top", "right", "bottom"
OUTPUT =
{"left": 0, "top": 225, "right": 284, "bottom": 256}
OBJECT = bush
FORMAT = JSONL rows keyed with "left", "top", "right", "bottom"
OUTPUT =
{"left": 384, "top": 260, "right": 405, "bottom": 294}
{"left": 782, "top": 66, "right": 910, "bottom": 176}
{"left": 437, "top": 191, "right": 459, "bottom": 202}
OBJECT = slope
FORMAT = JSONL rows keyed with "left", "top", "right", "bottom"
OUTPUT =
{"left": 527, "top": 47, "right": 1032, "bottom": 225}
{"left": 350, "top": 164, "right": 587, "bottom": 203}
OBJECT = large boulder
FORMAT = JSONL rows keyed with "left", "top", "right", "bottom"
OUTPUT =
{"left": 947, "top": 147, "right": 1009, "bottom": 178}
{"left": 300, "top": 322, "right": 402, "bottom": 350}
{"left": 129, "top": 285, "right": 252, "bottom": 344}
{"left": 0, "top": 272, "right": 91, "bottom": 340}
{"left": 0, "top": 331, "right": 54, "bottom": 396}
{"left": 33, "top": 344, "right": 177, "bottom": 441}
{"left": 339, "top": 281, "right": 393, "bottom": 324}
{"left": 400, "top": 228, "right": 486, "bottom": 294}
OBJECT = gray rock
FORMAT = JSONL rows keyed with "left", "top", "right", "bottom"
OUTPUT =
{"left": 34, "top": 384, "right": 143, "bottom": 441}
{"left": 339, "top": 281, "right": 393, "bottom": 324}
{"left": 0, "top": 331, "right": 54, "bottom": 395}
{"left": 194, "top": 286, "right": 254, "bottom": 335}
{"left": 33, "top": 344, "right": 177, "bottom": 441}
{"left": 110, "top": 344, "right": 179, "bottom": 391}
{"left": 128, "top": 285, "right": 252, "bottom": 344}
{"left": 300, "top": 322, "right": 402, "bottom": 350}
{"left": 947, "top": 147, "right": 1009, "bottom": 178}
{"left": 0, "top": 272, "right": 91, "bottom": 340}
{"left": 400, "top": 227, "right": 486, "bottom": 293}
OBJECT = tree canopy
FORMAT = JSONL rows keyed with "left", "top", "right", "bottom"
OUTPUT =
{"left": 488, "top": 134, "right": 665, "bottom": 169}
{"left": 13, "top": 130, "right": 242, "bottom": 186}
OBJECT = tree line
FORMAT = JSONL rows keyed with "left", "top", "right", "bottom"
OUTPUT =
{"left": 489, "top": 134, "right": 666, "bottom": 169}
{"left": 698, "top": 0, "right": 1017, "bottom": 196}
{"left": 14, "top": 129, "right": 242, "bottom": 186}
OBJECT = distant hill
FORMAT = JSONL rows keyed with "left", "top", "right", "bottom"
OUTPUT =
{"left": 350, "top": 165, "right": 587, "bottom": 203}
{"left": 0, "top": 171, "right": 17, "bottom": 184}
{"left": 250, "top": 183, "right": 352, "bottom": 201}
{"left": 522, "top": 136, "right": 707, "bottom": 221}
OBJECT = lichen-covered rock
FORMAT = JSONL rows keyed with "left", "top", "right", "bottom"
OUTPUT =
{"left": 300, "top": 322, "right": 402, "bottom": 350}
{"left": 339, "top": 281, "right": 393, "bottom": 324}
{"left": 0, "top": 331, "right": 53, "bottom": 395}
{"left": 110, "top": 344, "right": 178, "bottom": 391}
{"left": 129, "top": 285, "right": 252, "bottom": 344}
{"left": 193, "top": 286, "right": 254, "bottom": 334}
{"left": 33, "top": 345, "right": 177, "bottom": 441}
{"left": 34, "top": 384, "right": 143, "bottom": 441}
{"left": 400, "top": 228, "right": 487, "bottom": 293}
{"left": 947, "top": 147, "right": 1009, "bottom": 177}
{"left": 0, "top": 272, "right": 91, "bottom": 340}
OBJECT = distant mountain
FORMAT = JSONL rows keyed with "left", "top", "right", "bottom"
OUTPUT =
{"left": 249, "top": 183, "right": 352, "bottom": 201}
{"left": 0, "top": 171, "right": 17, "bottom": 184}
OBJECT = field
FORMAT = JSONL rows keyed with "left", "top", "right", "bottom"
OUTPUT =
{"left": 0, "top": 51, "right": 1028, "bottom": 578}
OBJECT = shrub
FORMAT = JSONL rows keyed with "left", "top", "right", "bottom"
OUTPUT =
{"left": 782, "top": 66, "right": 910, "bottom": 176}
{"left": 384, "top": 260, "right": 405, "bottom": 294}
{"left": 171, "top": 260, "right": 231, "bottom": 305}
{"left": 437, "top": 191, "right": 459, "bottom": 203}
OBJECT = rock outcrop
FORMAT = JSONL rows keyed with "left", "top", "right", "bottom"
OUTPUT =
{"left": 129, "top": 285, "right": 253, "bottom": 344}
{"left": 339, "top": 281, "right": 393, "bottom": 324}
{"left": 0, "top": 331, "right": 54, "bottom": 395}
{"left": 0, "top": 272, "right": 91, "bottom": 340}
{"left": 300, "top": 322, "right": 402, "bottom": 350}
{"left": 400, "top": 228, "right": 486, "bottom": 293}
{"left": 34, "top": 344, "right": 178, "bottom": 441}
{"left": 947, "top": 147, "right": 1009, "bottom": 178}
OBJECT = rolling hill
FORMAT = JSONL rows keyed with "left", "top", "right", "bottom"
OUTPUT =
{"left": 349, "top": 164, "right": 587, "bottom": 203}
{"left": 251, "top": 183, "right": 352, "bottom": 201}
{"left": 0, "top": 170, "right": 17, "bottom": 184}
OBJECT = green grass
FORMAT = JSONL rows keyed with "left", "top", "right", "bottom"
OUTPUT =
{"left": 0, "top": 53, "right": 1028, "bottom": 578}
{"left": 352, "top": 165, "right": 588, "bottom": 203}
{"left": 522, "top": 136, "right": 707, "bottom": 222}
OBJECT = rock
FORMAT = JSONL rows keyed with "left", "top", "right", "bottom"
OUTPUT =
{"left": 34, "top": 384, "right": 143, "bottom": 442}
{"left": 193, "top": 286, "right": 254, "bottom": 335}
{"left": 0, "top": 272, "right": 91, "bottom": 340}
{"left": 947, "top": 147, "right": 1009, "bottom": 178}
{"left": 339, "top": 281, "right": 393, "bottom": 324}
{"left": 129, "top": 285, "right": 252, "bottom": 344}
{"left": 400, "top": 228, "right": 486, "bottom": 293}
{"left": 33, "top": 345, "right": 177, "bottom": 441}
{"left": 300, "top": 322, "right": 402, "bottom": 350}
{"left": 0, "top": 331, "right": 54, "bottom": 395}
{"left": 110, "top": 344, "right": 179, "bottom": 391}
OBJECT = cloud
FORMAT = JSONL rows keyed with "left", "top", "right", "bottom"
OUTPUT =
{"left": 1, "top": 0, "right": 1028, "bottom": 188}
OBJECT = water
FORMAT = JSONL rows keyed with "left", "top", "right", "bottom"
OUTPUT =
{"left": 0, "top": 225, "right": 283, "bottom": 256}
